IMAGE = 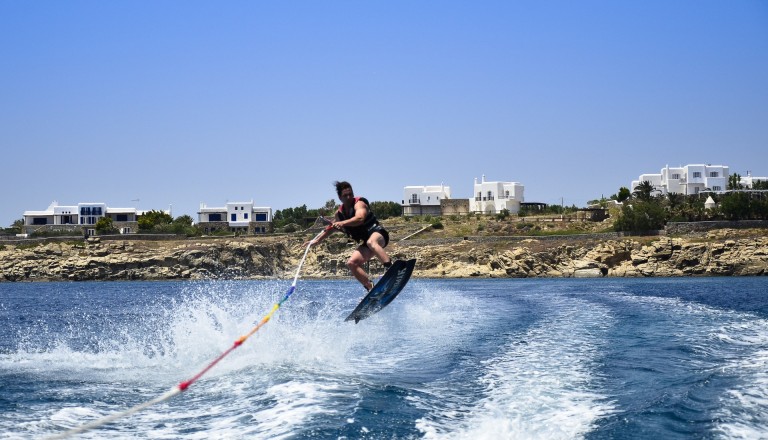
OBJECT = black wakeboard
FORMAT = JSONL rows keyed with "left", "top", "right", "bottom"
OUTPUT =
{"left": 345, "top": 259, "right": 416, "bottom": 324}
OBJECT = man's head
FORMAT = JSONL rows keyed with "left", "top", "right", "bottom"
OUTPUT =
{"left": 334, "top": 181, "right": 355, "bottom": 205}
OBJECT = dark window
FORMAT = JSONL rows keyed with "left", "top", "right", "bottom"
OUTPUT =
{"left": 116, "top": 214, "right": 128, "bottom": 222}
{"left": 33, "top": 217, "right": 48, "bottom": 225}
{"left": 209, "top": 213, "right": 222, "bottom": 222}
{"left": 244, "top": 213, "right": 248, "bottom": 219}
{"left": 231, "top": 214, "right": 237, "bottom": 222}
{"left": 255, "top": 213, "right": 267, "bottom": 221}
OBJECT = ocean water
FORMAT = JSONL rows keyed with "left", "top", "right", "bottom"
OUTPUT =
{"left": 1, "top": 277, "right": 767, "bottom": 439}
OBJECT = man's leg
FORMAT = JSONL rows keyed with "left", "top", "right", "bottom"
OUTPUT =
{"left": 365, "top": 232, "right": 391, "bottom": 266}
{"left": 347, "top": 245, "right": 374, "bottom": 290}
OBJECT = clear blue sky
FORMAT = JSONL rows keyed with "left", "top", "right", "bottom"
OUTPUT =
{"left": 2, "top": 1, "right": 766, "bottom": 226}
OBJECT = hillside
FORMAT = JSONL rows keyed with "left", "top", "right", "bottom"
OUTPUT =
{"left": 1, "top": 212, "right": 767, "bottom": 281}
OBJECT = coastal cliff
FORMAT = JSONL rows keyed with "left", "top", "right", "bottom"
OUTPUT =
{"left": 1, "top": 228, "right": 766, "bottom": 282}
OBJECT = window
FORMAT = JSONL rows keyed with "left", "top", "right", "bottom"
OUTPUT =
{"left": 244, "top": 213, "right": 249, "bottom": 220}
{"left": 411, "top": 194, "right": 418, "bottom": 203}
{"left": 712, "top": 186, "right": 722, "bottom": 191}
{"left": 255, "top": 213, "right": 267, "bottom": 221}
{"left": 33, "top": 217, "right": 47, "bottom": 225}
{"left": 693, "top": 172, "right": 702, "bottom": 178}
{"left": 116, "top": 214, "right": 128, "bottom": 222}
{"left": 231, "top": 214, "right": 237, "bottom": 222}
{"left": 671, "top": 174, "right": 680, "bottom": 179}
{"left": 209, "top": 213, "right": 222, "bottom": 222}
{"left": 710, "top": 172, "right": 719, "bottom": 177}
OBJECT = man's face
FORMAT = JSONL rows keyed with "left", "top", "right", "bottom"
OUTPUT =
{"left": 339, "top": 188, "right": 354, "bottom": 205}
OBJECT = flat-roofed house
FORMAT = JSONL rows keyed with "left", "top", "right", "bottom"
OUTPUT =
{"left": 631, "top": 164, "right": 730, "bottom": 195}
{"left": 105, "top": 207, "right": 139, "bottom": 234}
{"left": 402, "top": 185, "right": 451, "bottom": 217}
{"left": 198, "top": 201, "right": 273, "bottom": 235}
{"left": 469, "top": 175, "right": 524, "bottom": 214}
{"left": 23, "top": 201, "right": 139, "bottom": 236}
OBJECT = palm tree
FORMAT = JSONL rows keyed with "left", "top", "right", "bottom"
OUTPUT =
{"left": 632, "top": 181, "right": 656, "bottom": 201}
{"left": 728, "top": 173, "right": 744, "bottom": 190}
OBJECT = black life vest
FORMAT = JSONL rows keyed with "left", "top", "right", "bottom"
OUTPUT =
{"left": 336, "top": 197, "right": 380, "bottom": 241}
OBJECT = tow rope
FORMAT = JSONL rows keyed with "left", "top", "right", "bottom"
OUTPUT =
{"left": 46, "top": 227, "right": 329, "bottom": 439}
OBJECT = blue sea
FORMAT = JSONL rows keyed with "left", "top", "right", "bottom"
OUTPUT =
{"left": 1, "top": 277, "right": 767, "bottom": 439}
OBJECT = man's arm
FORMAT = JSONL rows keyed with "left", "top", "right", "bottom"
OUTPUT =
{"left": 334, "top": 200, "right": 368, "bottom": 229}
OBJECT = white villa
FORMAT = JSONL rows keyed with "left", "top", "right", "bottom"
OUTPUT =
{"left": 740, "top": 171, "right": 768, "bottom": 188}
{"left": 401, "top": 176, "right": 525, "bottom": 217}
{"left": 197, "top": 201, "right": 273, "bottom": 235}
{"left": 401, "top": 185, "right": 451, "bottom": 216}
{"left": 632, "top": 164, "right": 730, "bottom": 195}
{"left": 469, "top": 175, "right": 524, "bottom": 214}
{"left": 22, "top": 201, "right": 142, "bottom": 235}
{"left": 632, "top": 164, "right": 768, "bottom": 195}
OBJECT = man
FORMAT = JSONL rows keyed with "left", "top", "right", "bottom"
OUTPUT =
{"left": 307, "top": 181, "right": 392, "bottom": 292}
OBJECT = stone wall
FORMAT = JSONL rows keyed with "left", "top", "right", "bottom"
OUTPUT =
{"left": 666, "top": 220, "right": 768, "bottom": 235}
{"left": 441, "top": 199, "right": 470, "bottom": 215}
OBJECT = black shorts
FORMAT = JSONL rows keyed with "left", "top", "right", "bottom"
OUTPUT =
{"left": 354, "top": 223, "right": 389, "bottom": 247}
{"left": 369, "top": 225, "right": 389, "bottom": 247}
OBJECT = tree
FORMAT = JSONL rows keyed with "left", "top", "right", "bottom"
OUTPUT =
{"left": 95, "top": 217, "right": 117, "bottom": 234}
{"left": 170, "top": 215, "right": 197, "bottom": 235}
{"left": 719, "top": 192, "right": 751, "bottom": 220}
{"left": 728, "top": 173, "right": 744, "bottom": 190}
{"left": 138, "top": 210, "right": 173, "bottom": 231}
{"left": 632, "top": 181, "right": 656, "bottom": 201}
{"left": 614, "top": 200, "right": 666, "bottom": 232}
{"left": 369, "top": 201, "right": 402, "bottom": 219}
{"left": 173, "top": 215, "right": 194, "bottom": 227}
{"left": 664, "top": 192, "right": 686, "bottom": 221}
{"left": 273, "top": 205, "right": 308, "bottom": 229}
{"left": 320, "top": 199, "right": 338, "bottom": 217}
{"left": 616, "top": 187, "right": 631, "bottom": 202}
{"left": 10, "top": 219, "right": 23, "bottom": 234}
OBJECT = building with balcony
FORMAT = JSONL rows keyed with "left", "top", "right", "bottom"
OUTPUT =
{"left": 197, "top": 201, "right": 273, "bottom": 234}
{"left": 22, "top": 201, "right": 141, "bottom": 236}
{"left": 469, "top": 175, "right": 524, "bottom": 214}
{"left": 402, "top": 185, "right": 451, "bottom": 217}
{"left": 631, "top": 164, "right": 730, "bottom": 195}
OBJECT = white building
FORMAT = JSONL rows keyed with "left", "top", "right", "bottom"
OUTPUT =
{"left": 22, "top": 201, "right": 141, "bottom": 235}
{"left": 469, "top": 175, "right": 524, "bottom": 214}
{"left": 740, "top": 171, "right": 768, "bottom": 188}
{"left": 198, "top": 201, "right": 273, "bottom": 234}
{"left": 402, "top": 185, "right": 451, "bottom": 216}
{"left": 631, "top": 164, "right": 730, "bottom": 195}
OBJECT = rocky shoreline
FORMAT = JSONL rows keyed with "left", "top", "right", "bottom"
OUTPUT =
{"left": 1, "top": 228, "right": 766, "bottom": 282}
